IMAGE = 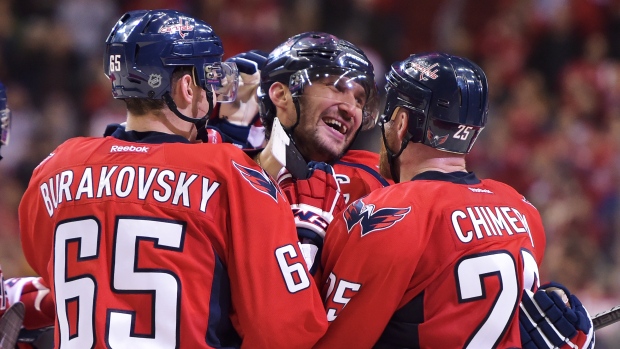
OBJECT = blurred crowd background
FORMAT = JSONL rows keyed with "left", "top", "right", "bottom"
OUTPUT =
{"left": 1, "top": 0, "right": 620, "bottom": 345}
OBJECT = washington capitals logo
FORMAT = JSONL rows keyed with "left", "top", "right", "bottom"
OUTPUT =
{"left": 158, "top": 16, "right": 194, "bottom": 39}
{"left": 233, "top": 161, "right": 280, "bottom": 202}
{"left": 405, "top": 61, "right": 440, "bottom": 81}
{"left": 269, "top": 38, "right": 296, "bottom": 60}
{"left": 344, "top": 199, "right": 411, "bottom": 236}
{"left": 427, "top": 129, "right": 449, "bottom": 147}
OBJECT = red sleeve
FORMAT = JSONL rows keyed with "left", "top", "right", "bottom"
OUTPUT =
{"left": 217, "top": 159, "right": 328, "bottom": 348}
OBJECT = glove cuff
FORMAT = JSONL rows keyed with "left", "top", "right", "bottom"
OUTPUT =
{"left": 291, "top": 203, "right": 334, "bottom": 239}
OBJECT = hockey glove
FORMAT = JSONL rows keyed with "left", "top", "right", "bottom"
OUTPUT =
{"left": 214, "top": 50, "right": 269, "bottom": 149}
{"left": 4, "top": 277, "right": 55, "bottom": 331}
{"left": 226, "top": 50, "right": 268, "bottom": 76}
{"left": 520, "top": 282, "right": 594, "bottom": 349}
{"left": 278, "top": 161, "right": 345, "bottom": 273}
{"left": 103, "top": 122, "right": 124, "bottom": 137}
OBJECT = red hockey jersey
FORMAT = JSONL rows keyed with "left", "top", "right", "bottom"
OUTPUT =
{"left": 333, "top": 150, "right": 391, "bottom": 205}
{"left": 19, "top": 133, "right": 327, "bottom": 348}
{"left": 316, "top": 171, "right": 546, "bottom": 348}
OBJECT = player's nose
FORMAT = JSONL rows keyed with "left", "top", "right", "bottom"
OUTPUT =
{"left": 337, "top": 100, "right": 361, "bottom": 124}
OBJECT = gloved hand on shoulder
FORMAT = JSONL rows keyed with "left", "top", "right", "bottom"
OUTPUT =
{"left": 212, "top": 50, "right": 269, "bottom": 149}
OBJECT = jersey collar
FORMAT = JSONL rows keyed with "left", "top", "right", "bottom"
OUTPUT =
{"left": 411, "top": 170, "right": 481, "bottom": 185}
{"left": 111, "top": 128, "right": 190, "bottom": 144}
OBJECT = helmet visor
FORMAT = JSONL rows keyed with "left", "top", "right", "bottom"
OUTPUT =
{"left": 291, "top": 67, "right": 379, "bottom": 130}
{"left": 204, "top": 61, "right": 239, "bottom": 103}
{"left": 0, "top": 107, "right": 10, "bottom": 146}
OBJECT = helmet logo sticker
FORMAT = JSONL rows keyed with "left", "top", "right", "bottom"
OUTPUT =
{"left": 269, "top": 38, "right": 295, "bottom": 60}
{"left": 427, "top": 129, "right": 449, "bottom": 147}
{"left": 158, "top": 16, "right": 194, "bottom": 39}
{"left": 289, "top": 72, "right": 303, "bottom": 93}
{"left": 405, "top": 61, "right": 439, "bottom": 81}
{"left": 148, "top": 74, "right": 162, "bottom": 88}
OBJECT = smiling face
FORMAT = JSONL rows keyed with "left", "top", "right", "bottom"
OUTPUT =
{"left": 288, "top": 74, "right": 366, "bottom": 162}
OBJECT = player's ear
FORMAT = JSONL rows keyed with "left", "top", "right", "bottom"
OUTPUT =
{"left": 172, "top": 74, "right": 195, "bottom": 108}
{"left": 269, "top": 82, "right": 295, "bottom": 124}
{"left": 394, "top": 108, "right": 409, "bottom": 141}
{"left": 269, "top": 82, "right": 290, "bottom": 108}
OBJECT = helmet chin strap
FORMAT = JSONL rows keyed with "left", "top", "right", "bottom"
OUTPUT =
{"left": 278, "top": 95, "right": 308, "bottom": 160}
{"left": 163, "top": 91, "right": 214, "bottom": 142}
{"left": 380, "top": 120, "right": 412, "bottom": 184}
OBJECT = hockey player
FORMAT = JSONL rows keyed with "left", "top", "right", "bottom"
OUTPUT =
{"left": 314, "top": 52, "right": 595, "bottom": 348}
{"left": 17, "top": 9, "right": 334, "bottom": 348}
{"left": 255, "top": 32, "right": 390, "bottom": 204}
{"left": 0, "top": 82, "right": 9, "bottom": 162}
{"left": 0, "top": 82, "right": 55, "bottom": 348}
{"left": 214, "top": 33, "right": 388, "bottom": 274}
{"left": 0, "top": 83, "right": 6, "bottom": 316}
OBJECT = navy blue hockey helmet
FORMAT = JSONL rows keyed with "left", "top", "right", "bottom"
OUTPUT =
{"left": 257, "top": 32, "right": 379, "bottom": 133}
{"left": 381, "top": 52, "right": 488, "bottom": 154}
{"left": 0, "top": 82, "right": 10, "bottom": 161}
{"left": 104, "top": 9, "right": 238, "bottom": 102}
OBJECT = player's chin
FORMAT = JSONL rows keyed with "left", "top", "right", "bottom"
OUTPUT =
{"left": 313, "top": 142, "right": 344, "bottom": 163}
{"left": 317, "top": 148, "right": 342, "bottom": 163}
{"left": 313, "top": 134, "right": 348, "bottom": 161}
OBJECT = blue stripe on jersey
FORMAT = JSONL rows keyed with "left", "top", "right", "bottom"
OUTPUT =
{"left": 335, "top": 160, "right": 391, "bottom": 187}
{"left": 205, "top": 251, "right": 241, "bottom": 348}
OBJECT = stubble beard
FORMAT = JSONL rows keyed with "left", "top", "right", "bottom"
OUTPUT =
{"left": 293, "top": 126, "right": 346, "bottom": 163}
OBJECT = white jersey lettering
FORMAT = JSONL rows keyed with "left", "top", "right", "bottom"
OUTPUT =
{"left": 39, "top": 166, "right": 219, "bottom": 217}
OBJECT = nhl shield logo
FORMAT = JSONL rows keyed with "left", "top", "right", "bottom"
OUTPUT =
{"left": 148, "top": 74, "right": 162, "bottom": 88}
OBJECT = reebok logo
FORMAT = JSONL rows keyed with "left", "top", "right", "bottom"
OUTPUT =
{"left": 468, "top": 187, "right": 493, "bottom": 194}
{"left": 110, "top": 145, "right": 150, "bottom": 153}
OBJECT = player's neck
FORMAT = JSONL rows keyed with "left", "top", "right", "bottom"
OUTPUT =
{"left": 399, "top": 143, "right": 467, "bottom": 180}
{"left": 255, "top": 140, "right": 282, "bottom": 179}
{"left": 125, "top": 111, "right": 193, "bottom": 139}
